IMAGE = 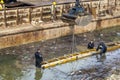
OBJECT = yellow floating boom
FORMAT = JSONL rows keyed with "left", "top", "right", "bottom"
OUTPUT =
{"left": 41, "top": 42, "right": 120, "bottom": 69}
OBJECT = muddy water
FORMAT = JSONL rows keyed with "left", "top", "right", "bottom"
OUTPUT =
{"left": 0, "top": 49, "right": 120, "bottom": 80}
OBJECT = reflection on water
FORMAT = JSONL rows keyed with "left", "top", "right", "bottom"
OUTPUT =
{"left": 96, "top": 53, "right": 106, "bottom": 62}
{"left": 0, "top": 49, "right": 120, "bottom": 80}
{"left": 0, "top": 54, "right": 43, "bottom": 80}
{"left": 35, "top": 68, "right": 42, "bottom": 80}
{"left": 0, "top": 54, "right": 81, "bottom": 80}
{"left": 0, "top": 55, "right": 22, "bottom": 80}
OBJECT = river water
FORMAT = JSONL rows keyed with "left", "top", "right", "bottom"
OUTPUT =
{"left": 0, "top": 49, "right": 120, "bottom": 80}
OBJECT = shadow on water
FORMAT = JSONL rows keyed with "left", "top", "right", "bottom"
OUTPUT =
{"left": 0, "top": 49, "right": 120, "bottom": 80}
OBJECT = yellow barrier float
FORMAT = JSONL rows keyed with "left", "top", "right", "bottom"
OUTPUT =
{"left": 41, "top": 42, "right": 120, "bottom": 69}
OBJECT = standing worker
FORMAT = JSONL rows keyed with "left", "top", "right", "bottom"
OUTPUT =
{"left": 0, "top": 3, "right": 2, "bottom": 10}
{"left": 96, "top": 42, "right": 107, "bottom": 56}
{"left": 0, "top": 0, "right": 4, "bottom": 10}
{"left": 51, "top": 1, "right": 57, "bottom": 22}
{"left": 35, "top": 49, "right": 43, "bottom": 68}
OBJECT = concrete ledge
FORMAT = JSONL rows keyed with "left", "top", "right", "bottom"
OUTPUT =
{"left": 0, "top": 21, "right": 69, "bottom": 37}
{"left": 0, "top": 17, "right": 120, "bottom": 49}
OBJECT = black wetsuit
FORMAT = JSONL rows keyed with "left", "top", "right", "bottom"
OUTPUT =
{"left": 87, "top": 42, "right": 94, "bottom": 49}
{"left": 35, "top": 52, "right": 43, "bottom": 68}
{"left": 96, "top": 42, "right": 107, "bottom": 56}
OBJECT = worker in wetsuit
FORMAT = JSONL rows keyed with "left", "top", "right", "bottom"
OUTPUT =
{"left": 35, "top": 49, "right": 43, "bottom": 68}
{"left": 75, "top": 0, "right": 80, "bottom": 7}
{"left": 0, "top": 0, "right": 4, "bottom": 10}
{"left": 87, "top": 41, "right": 94, "bottom": 49}
{"left": 96, "top": 42, "right": 107, "bottom": 56}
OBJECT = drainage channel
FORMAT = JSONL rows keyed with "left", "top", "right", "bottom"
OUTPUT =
{"left": 0, "top": 49, "right": 120, "bottom": 80}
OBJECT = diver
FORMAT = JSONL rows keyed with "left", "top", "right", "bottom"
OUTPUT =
{"left": 96, "top": 42, "right": 107, "bottom": 56}
{"left": 87, "top": 41, "right": 94, "bottom": 49}
{"left": 35, "top": 49, "right": 43, "bottom": 68}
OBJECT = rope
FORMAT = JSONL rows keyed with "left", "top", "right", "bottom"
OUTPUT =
{"left": 72, "top": 25, "right": 75, "bottom": 54}
{"left": 69, "top": 24, "right": 80, "bottom": 74}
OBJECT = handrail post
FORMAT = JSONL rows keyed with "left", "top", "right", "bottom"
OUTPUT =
{"left": 3, "top": 4, "right": 7, "bottom": 27}
{"left": 16, "top": 8, "right": 19, "bottom": 25}
{"left": 28, "top": 7, "right": 31, "bottom": 23}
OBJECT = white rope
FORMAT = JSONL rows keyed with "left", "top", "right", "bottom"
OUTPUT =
{"left": 69, "top": 24, "right": 80, "bottom": 74}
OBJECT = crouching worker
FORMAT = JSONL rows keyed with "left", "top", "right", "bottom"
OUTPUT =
{"left": 96, "top": 42, "right": 107, "bottom": 56}
{"left": 35, "top": 49, "right": 43, "bottom": 68}
{"left": 87, "top": 41, "right": 94, "bottom": 49}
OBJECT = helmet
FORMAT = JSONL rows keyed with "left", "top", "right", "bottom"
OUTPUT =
{"left": 0, "top": 0, "right": 4, "bottom": 4}
{"left": 52, "top": 1, "right": 56, "bottom": 5}
{"left": 99, "top": 45, "right": 103, "bottom": 48}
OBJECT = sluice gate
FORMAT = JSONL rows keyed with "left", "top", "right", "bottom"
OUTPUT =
{"left": 41, "top": 42, "right": 120, "bottom": 69}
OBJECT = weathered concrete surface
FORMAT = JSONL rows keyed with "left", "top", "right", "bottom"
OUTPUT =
{"left": 0, "top": 17, "right": 120, "bottom": 49}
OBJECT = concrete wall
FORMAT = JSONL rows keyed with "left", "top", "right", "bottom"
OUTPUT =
{"left": 0, "top": 17, "right": 119, "bottom": 49}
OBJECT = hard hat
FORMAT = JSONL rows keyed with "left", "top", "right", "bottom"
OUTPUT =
{"left": 99, "top": 45, "right": 103, "bottom": 48}
{"left": 1, "top": 0, "right": 4, "bottom": 4}
{"left": 90, "top": 41, "right": 93, "bottom": 43}
{"left": 52, "top": 1, "right": 56, "bottom": 5}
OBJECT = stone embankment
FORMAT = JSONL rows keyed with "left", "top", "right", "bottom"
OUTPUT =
{"left": 0, "top": 0, "right": 120, "bottom": 49}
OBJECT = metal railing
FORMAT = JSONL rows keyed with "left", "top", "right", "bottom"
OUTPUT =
{"left": 0, "top": 0, "right": 119, "bottom": 28}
